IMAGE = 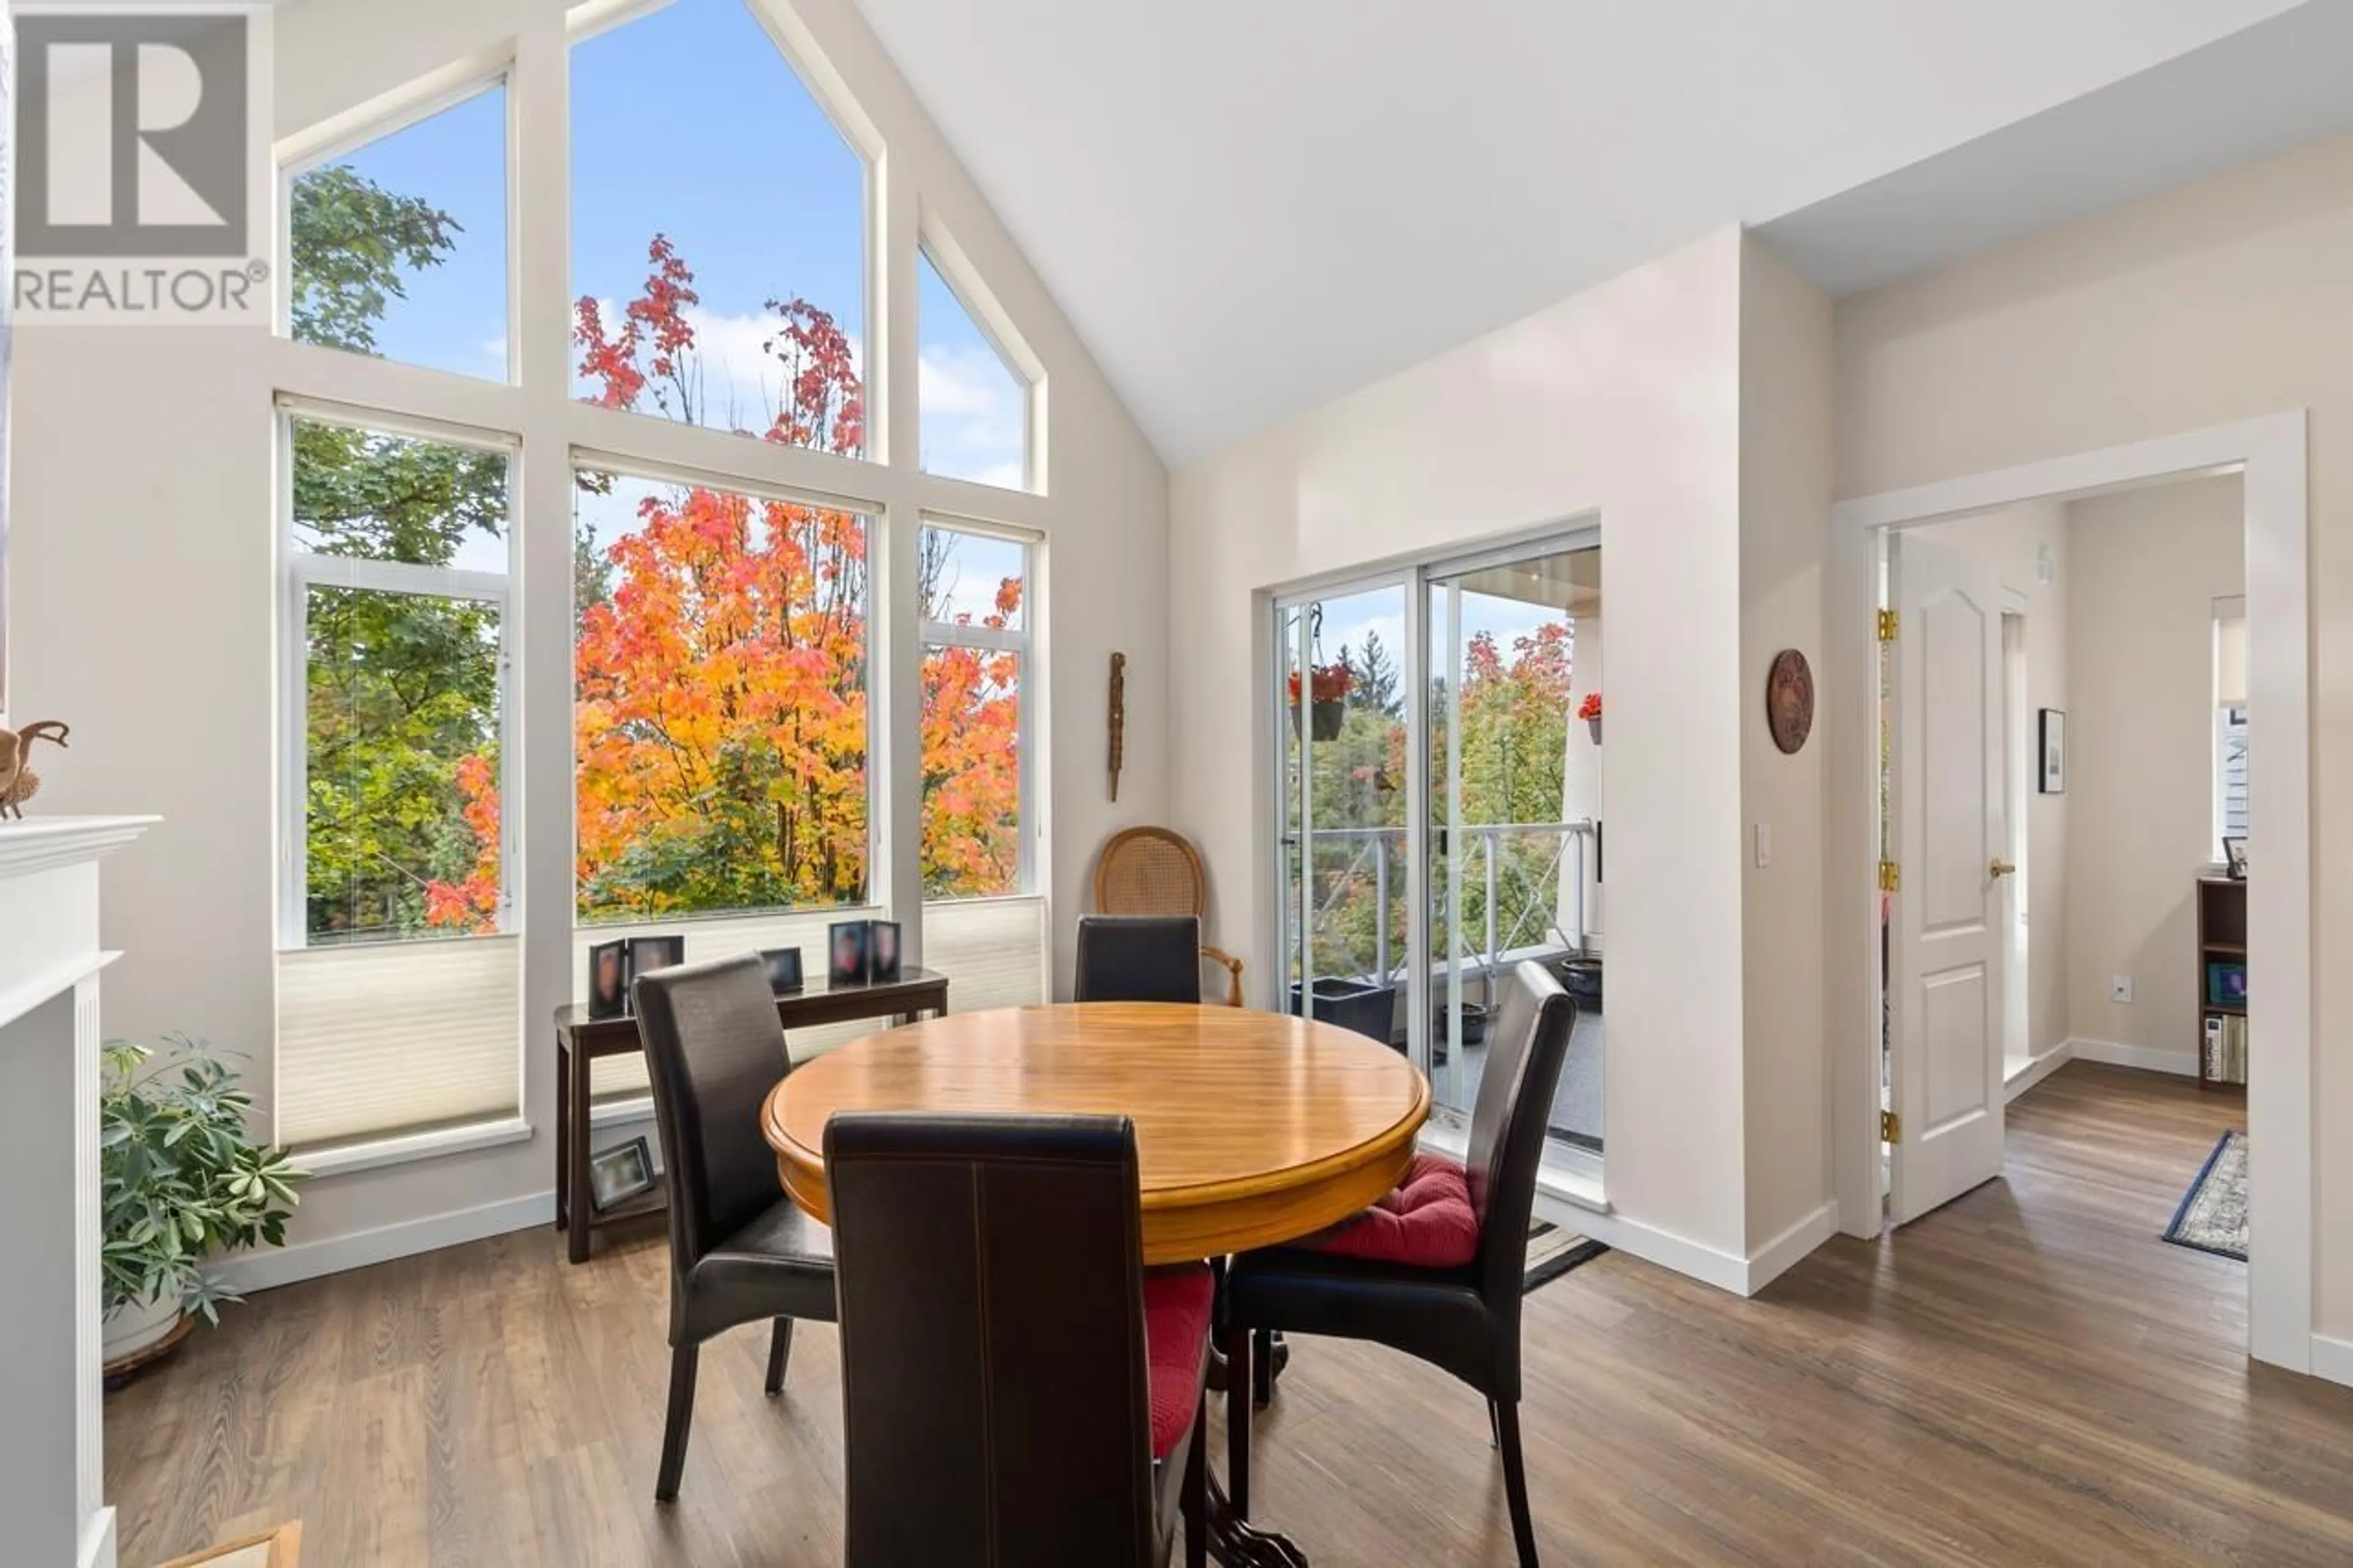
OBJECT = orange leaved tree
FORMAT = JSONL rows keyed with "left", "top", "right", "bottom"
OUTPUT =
{"left": 428, "top": 234, "right": 1023, "bottom": 926}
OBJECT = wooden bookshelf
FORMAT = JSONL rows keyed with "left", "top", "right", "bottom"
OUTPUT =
{"left": 2196, "top": 876, "right": 2248, "bottom": 1091}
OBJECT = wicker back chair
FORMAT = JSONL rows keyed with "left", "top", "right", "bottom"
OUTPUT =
{"left": 1093, "top": 827, "right": 1245, "bottom": 1007}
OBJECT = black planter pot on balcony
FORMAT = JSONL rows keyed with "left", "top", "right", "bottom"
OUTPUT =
{"left": 1559, "top": 957, "right": 1603, "bottom": 1012}
{"left": 1290, "top": 977, "right": 1397, "bottom": 1046}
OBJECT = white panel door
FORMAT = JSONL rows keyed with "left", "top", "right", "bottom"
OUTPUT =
{"left": 1889, "top": 534, "right": 2007, "bottom": 1225}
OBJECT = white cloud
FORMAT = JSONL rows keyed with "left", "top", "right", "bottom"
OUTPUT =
{"left": 918, "top": 340, "right": 1026, "bottom": 488}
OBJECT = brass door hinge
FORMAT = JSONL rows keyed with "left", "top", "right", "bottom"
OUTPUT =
{"left": 1881, "top": 1108, "right": 1902, "bottom": 1144}
{"left": 1876, "top": 608, "right": 1900, "bottom": 642}
{"left": 1878, "top": 860, "right": 1901, "bottom": 893}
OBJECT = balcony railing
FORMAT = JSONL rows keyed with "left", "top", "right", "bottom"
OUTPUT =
{"left": 1284, "top": 820, "right": 1596, "bottom": 987}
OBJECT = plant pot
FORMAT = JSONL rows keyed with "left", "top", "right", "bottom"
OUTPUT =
{"left": 1433, "top": 1001, "right": 1488, "bottom": 1062}
{"left": 1309, "top": 699, "right": 1346, "bottom": 741}
{"left": 102, "top": 1293, "right": 184, "bottom": 1366}
{"left": 1559, "top": 957, "right": 1604, "bottom": 1013}
{"left": 1585, "top": 716, "right": 1602, "bottom": 744}
{"left": 1290, "top": 977, "right": 1398, "bottom": 1046}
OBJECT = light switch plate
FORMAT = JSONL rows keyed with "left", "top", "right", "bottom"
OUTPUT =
{"left": 2111, "top": 974, "right": 2134, "bottom": 1004}
{"left": 1754, "top": 822, "right": 1771, "bottom": 868}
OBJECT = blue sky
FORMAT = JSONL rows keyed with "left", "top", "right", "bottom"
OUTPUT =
{"left": 311, "top": 0, "right": 1027, "bottom": 515}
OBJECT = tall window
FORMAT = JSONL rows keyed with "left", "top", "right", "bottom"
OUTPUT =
{"left": 2215, "top": 597, "right": 2248, "bottom": 846}
{"left": 919, "top": 523, "right": 1030, "bottom": 897}
{"left": 571, "top": 0, "right": 866, "bottom": 455}
{"left": 270, "top": 10, "right": 1060, "bottom": 1153}
{"left": 279, "top": 415, "right": 520, "bottom": 1148}
{"left": 286, "top": 83, "right": 510, "bottom": 382}
{"left": 575, "top": 471, "right": 871, "bottom": 919}
{"left": 919, "top": 247, "right": 1031, "bottom": 490}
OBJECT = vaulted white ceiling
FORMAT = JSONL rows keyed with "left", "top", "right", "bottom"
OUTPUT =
{"left": 849, "top": 0, "right": 2310, "bottom": 464}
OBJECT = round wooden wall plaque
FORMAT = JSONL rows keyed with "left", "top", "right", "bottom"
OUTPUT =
{"left": 1767, "top": 648, "right": 1814, "bottom": 755}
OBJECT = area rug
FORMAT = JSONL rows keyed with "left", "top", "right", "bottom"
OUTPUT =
{"left": 1526, "top": 1221, "right": 1607, "bottom": 1293}
{"left": 2163, "top": 1131, "right": 2248, "bottom": 1261}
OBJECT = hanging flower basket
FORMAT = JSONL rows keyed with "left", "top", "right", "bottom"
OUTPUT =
{"left": 1578, "top": 691, "right": 1602, "bottom": 745}
{"left": 1288, "top": 663, "right": 1354, "bottom": 743}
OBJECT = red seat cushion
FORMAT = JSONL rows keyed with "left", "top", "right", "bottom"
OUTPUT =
{"left": 1142, "top": 1264, "right": 1214, "bottom": 1458}
{"left": 1311, "top": 1152, "right": 1481, "bottom": 1268}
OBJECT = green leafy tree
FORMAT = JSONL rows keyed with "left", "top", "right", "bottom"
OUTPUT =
{"left": 1355, "top": 628, "right": 1402, "bottom": 718}
{"left": 288, "top": 165, "right": 507, "bottom": 941}
{"left": 288, "top": 164, "right": 461, "bottom": 356}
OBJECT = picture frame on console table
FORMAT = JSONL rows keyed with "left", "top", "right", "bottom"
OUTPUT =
{"left": 628, "top": 933, "right": 685, "bottom": 980}
{"left": 828, "top": 920, "right": 870, "bottom": 987}
{"left": 760, "top": 946, "right": 805, "bottom": 994}
{"left": 588, "top": 938, "right": 631, "bottom": 1019}
{"left": 868, "top": 920, "right": 901, "bottom": 982}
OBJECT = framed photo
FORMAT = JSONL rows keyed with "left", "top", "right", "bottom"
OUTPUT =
{"left": 2222, "top": 835, "right": 2248, "bottom": 880}
{"left": 2207, "top": 960, "right": 2248, "bottom": 1009}
{"left": 2037, "top": 708, "right": 2067, "bottom": 795}
{"left": 589, "top": 1136, "right": 657, "bottom": 1213}
{"left": 828, "top": 920, "right": 871, "bottom": 987}
{"left": 868, "top": 920, "right": 903, "bottom": 982}
{"left": 760, "top": 946, "right": 805, "bottom": 994}
{"left": 587, "top": 938, "right": 631, "bottom": 1020}
{"left": 628, "top": 934, "right": 686, "bottom": 982}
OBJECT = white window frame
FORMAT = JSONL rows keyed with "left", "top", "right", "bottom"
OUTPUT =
{"left": 261, "top": 2, "right": 1067, "bottom": 1172}
{"left": 275, "top": 67, "right": 518, "bottom": 382}
{"left": 277, "top": 400, "right": 521, "bottom": 952}
{"left": 919, "top": 517, "right": 1038, "bottom": 898}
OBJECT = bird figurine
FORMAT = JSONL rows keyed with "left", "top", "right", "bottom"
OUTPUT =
{"left": 0, "top": 720, "right": 70, "bottom": 819}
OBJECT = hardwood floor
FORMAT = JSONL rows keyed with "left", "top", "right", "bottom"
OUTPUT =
{"left": 108, "top": 1061, "right": 2353, "bottom": 1565}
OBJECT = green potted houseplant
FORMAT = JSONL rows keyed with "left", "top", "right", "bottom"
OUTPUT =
{"left": 100, "top": 1034, "right": 305, "bottom": 1368}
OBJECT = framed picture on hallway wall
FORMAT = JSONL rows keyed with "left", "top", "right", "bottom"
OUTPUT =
{"left": 2038, "top": 708, "right": 2067, "bottom": 794}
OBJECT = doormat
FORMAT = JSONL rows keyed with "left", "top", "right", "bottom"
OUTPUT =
{"left": 2162, "top": 1131, "right": 2248, "bottom": 1262}
{"left": 1526, "top": 1221, "right": 1607, "bottom": 1294}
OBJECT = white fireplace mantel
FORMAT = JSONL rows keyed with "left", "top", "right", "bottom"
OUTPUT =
{"left": 0, "top": 816, "right": 157, "bottom": 1568}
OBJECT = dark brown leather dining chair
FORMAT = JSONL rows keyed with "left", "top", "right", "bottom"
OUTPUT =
{"left": 1075, "top": 914, "right": 1208, "bottom": 1004}
{"left": 631, "top": 953, "right": 838, "bottom": 1503}
{"left": 825, "top": 1112, "right": 1211, "bottom": 1567}
{"left": 1222, "top": 960, "right": 1578, "bottom": 1567}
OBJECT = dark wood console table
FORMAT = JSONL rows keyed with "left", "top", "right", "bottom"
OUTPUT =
{"left": 552, "top": 967, "right": 949, "bottom": 1262}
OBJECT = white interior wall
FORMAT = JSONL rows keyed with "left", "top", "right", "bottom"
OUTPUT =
{"left": 7, "top": 0, "right": 1169, "bottom": 1282}
{"left": 1169, "top": 229, "right": 1760, "bottom": 1282}
{"left": 1834, "top": 126, "right": 2352, "bottom": 1355}
{"left": 1736, "top": 238, "right": 1835, "bottom": 1265}
{"left": 2062, "top": 475, "right": 2243, "bottom": 1066}
{"left": 1912, "top": 501, "right": 2072, "bottom": 1059}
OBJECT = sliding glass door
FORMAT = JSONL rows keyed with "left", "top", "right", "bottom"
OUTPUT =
{"left": 1422, "top": 545, "right": 1602, "bottom": 1155}
{"left": 1278, "top": 584, "right": 1410, "bottom": 1044}
{"left": 1273, "top": 533, "right": 1602, "bottom": 1168}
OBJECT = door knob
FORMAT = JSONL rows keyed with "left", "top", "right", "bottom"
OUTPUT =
{"left": 1989, "top": 858, "right": 2017, "bottom": 879}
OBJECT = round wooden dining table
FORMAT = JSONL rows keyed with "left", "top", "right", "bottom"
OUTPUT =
{"left": 760, "top": 1001, "right": 1431, "bottom": 1567}
{"left": 762, "top": 1001, "right": 1431, "bottom": 1264}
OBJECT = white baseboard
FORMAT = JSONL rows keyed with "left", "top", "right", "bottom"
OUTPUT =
{"left": 1743, "top": 1202, "right": 1839, "bottom": 1293}
{"left": 2004, "top": 1042, "right": 2075, "bottom": 1101}
{"left": 1568, "top": 1210, "right": 1745, "bottom": 1294}
{"left": 214, "top": 1189, "right": 556, "bottom": 1296}
{"left": 79, "top": 1507, "right": 115, "bottom": 1568}
{"left": 2067, "top": 1036, "right": 2200, "bottom": 1078}
{"left": 2309, "top": 1334, "right": 2353, "bottom": 1390}
{"left": 1568, "top": 1200, "right": 1838, "bottom": 1300}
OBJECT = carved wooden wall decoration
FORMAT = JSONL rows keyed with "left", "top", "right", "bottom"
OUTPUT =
{"left": 1108, "top": 651, "right": 1127, "bottom": 801}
